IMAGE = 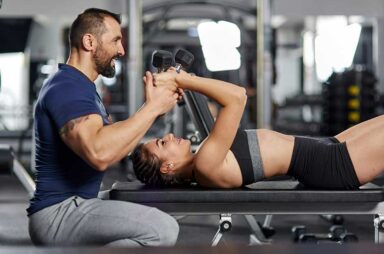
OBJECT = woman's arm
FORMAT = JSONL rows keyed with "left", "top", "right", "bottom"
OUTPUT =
{"left": 154, "top": 70, "right": 247, "bottom": 187}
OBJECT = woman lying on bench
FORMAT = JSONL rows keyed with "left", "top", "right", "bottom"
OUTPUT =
{"left": 131, "top": 68, "right": 384, "bottom": 189}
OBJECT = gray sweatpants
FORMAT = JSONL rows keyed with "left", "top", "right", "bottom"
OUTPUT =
{"left": 28, "top": 196, "right": 179, "bottom": 247}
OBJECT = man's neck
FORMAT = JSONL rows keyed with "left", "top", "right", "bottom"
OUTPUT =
{"left": 66, "top": 52, "right": 99, "bottom": 82}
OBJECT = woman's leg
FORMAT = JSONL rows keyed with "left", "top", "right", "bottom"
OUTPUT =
{"left": 345, "top": 118, "right": 384, "bottom": 184}
{"left": 335, "top": 115, "right": 384, "bottom": 142}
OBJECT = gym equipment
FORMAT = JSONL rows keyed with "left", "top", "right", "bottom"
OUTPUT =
{"left": 157, "top": 48, "right": 195, "bottom": 138}
{"left": 174, "top": 48, "right": 194, "bottom": 107}
{"left": 174, "top": 48, "right": 194, "bottom": 73}
{"left": 183, "top": 91, "right": 214, "bottom": 141}
{"left": 152, "top": 50, "right": 173, "bottom": 73}
{"left": 273, "top": 94, "right": 323, "bottom": 136}
{"left": 0, "top": 144, "right": 35, "bottom": 197}
{"left": 322, "top": 67, "right": 378, "bottom": 135}
{"left": 320, "top": 214, "right": 344, "bottom": 225}
{"left": 110, "top": 179, "right": 383, "bottom": 245}
{"left": 151, "top": 48, "right": 194, "bottom": 73}
{"left": 111, "top": 91, "right": 384, "bottom": 245}
{"left": 292, "top": 225, "right": 358, "bottom": 244}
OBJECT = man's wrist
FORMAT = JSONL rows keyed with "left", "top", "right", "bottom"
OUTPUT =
{"left": 140, "top": 102, "right": 162, "bottom": 118}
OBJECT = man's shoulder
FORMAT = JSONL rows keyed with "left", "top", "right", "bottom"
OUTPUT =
{"left": 44, "top": 70, "right": 89, "bottom": 95}
{"left": 50, "top": 68, "right": 80, "bottom": 86}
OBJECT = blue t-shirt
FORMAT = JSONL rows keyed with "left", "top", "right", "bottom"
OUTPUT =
{"left": 27, "top": 64, "right": 110, "bottom": 216}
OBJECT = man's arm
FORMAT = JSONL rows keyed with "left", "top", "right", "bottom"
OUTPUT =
{"left": 60, "top": 72, "right": 179, "bottom": 171}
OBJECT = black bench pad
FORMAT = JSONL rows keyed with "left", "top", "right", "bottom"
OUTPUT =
{"left": 110, "top": 180, "right": 384, "bottom": 203}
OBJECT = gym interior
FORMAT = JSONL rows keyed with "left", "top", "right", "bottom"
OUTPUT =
{"left": 1, "top": 0, "right": 384, "bottom": 253}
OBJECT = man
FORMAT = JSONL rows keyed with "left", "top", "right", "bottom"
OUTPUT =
{"left": 27, "top": 8, "right": 179, "bottom": 247}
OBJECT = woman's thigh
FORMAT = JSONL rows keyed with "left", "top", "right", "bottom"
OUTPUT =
{"left": 346, "top": 119, "right": 384, "bottom": 184}
{"left": 335, "top": 115, "right": 384, "bottom": 142}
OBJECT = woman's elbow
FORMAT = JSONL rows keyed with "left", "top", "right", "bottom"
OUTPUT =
{"left": 218, "top": 179, "right": 242, "bottom": 189}
{"left": 241, "top": 87, "right": 247, "bottom": 105}
{"left": 235, "top": 87, "right": 247, "bottom": 107}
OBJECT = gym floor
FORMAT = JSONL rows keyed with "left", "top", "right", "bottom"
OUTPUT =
{"left": 0, "top": 165, "right": 380, "bottom": 248}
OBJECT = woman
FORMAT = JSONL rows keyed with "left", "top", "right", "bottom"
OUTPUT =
{"left": 131, "top": 68, "right": 384, "bottom": 189}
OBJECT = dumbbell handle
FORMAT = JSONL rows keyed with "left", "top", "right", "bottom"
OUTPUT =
{"left": 175, "top": 64, "right": 183, "bottom": 73}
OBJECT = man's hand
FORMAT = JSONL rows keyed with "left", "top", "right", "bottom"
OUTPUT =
{"left": 152, "top": 68, "right": 185, "bottom": 101}
{"left": 143, "top": 71, "right": 179, "bottom": 115}
{"left": 152, "top": 68, "right": 179, "bottom": 88}
{"left": 176, "top": 87, "right": 184, "bottom": 102}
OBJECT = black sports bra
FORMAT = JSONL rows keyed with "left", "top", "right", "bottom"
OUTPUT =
{"left": 230, "top": 129, "right": 254, "bottom": 185}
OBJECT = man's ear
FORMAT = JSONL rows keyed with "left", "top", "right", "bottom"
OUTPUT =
{"left": 82, "top": 33, "right": 97, "bottom": 51}
{"left": 160, "top": 162, "right": 175, "bottom": 175}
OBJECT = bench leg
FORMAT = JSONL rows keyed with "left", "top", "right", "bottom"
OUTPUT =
{"left": 374, "top": 214, "right": 384, "bottom": 243}
{"left": 211, "top": 214, "right": 232, "bottom": 246}
{"left": 244, "top": 215, "right": 272, "bottom": 245}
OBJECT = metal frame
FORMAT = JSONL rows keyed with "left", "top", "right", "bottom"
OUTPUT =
{"left": 132, "top": 201, "right": 384, "bottom": 216}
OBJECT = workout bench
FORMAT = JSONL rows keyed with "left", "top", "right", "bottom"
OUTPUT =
{"left": 109, "top": 91, "right": 384, "bottom": 245}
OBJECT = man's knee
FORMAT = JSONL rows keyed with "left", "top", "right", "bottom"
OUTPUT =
{"left": 160, "top": 216, "right": 179, "bottom": 246}
{"left": 150, "top": 209, "right": 179, "bottom": 246}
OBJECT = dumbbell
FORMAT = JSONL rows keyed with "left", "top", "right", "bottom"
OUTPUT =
{"left": 329, "top": 225, "right": 346, "bottom": 239}
{"left": 173, "top": 49, "right": 194, "bottom": 105}
{"left": 152, "top": 50, "right": 173, "bottom": 73}
{"left": 329, "top": 225, "right": 358, "bottom": 243}
{"left": 152, "top": 49, "right": 183, "bottom": 101}
{"left": 292, "top": 225, "right": 307, "bottom": 242}
{"left": 174, "top": 48, "right": 194, "bottom": 73}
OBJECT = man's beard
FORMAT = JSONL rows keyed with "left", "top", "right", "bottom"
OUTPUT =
{"left": 93, "top": 46, "right": 117, "bottom": 78}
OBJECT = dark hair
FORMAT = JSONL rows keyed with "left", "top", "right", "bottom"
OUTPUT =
{"left": 131, "top": 143, "right": 188, "bottom": 186}
{"left": 69, "top": 8, "right": 121, "bottom": 49}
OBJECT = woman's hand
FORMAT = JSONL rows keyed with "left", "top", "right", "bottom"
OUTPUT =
{"left": 152, "top": 67, "right": 186, "bottom": 101}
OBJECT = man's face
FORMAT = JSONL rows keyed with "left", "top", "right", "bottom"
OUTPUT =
{"left": 93, "top": 16, "right": 124, "bottom": 77}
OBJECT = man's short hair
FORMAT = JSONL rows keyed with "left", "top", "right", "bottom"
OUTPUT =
{"left": 69, "top": 8, "right": 121, "bottom": 49}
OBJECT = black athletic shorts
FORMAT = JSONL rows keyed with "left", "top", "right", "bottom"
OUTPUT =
{"left": 287, "top": 137, "right": 361, "bottom": 190}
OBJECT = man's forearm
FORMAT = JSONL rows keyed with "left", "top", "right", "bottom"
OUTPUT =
{"left": 93, "top": 103, "right": 159, "bottom": 168}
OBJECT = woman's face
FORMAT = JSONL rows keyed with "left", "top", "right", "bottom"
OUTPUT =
{"left": 144, "top": 133, "right": 192, "bottom": 165}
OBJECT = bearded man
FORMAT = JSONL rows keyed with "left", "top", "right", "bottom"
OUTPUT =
{"left": 27, "top": 8, "right": 179, "bottom": 247}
